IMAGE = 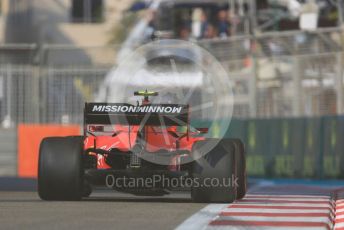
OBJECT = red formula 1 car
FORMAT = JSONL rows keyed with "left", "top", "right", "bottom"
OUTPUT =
{"left": 38, "top": 91, "right": 246, "bottom": 202}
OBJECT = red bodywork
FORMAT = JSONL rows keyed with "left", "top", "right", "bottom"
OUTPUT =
{"left": 84, "top": 126, "right": 204, "bottom": 169}
{"left": 83, "top": 93, "right": 207, "bottom": 171}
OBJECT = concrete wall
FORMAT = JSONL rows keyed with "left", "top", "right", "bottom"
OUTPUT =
{"left": 0, "top": 129, "right": 16, "bottom": 176}
{"left": 3, "top": 0, "right": 134, "bottom": 45}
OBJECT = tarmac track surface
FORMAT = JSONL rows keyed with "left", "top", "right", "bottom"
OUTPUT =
{"left": 0, "top": 191, "right": 204, "bottom": 230}
{"left": 1, "top": 179, "right": 344, "bottom": 230}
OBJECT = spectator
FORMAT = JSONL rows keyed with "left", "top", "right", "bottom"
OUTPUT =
{"left": 191, "top": 8, "right": 202, "bottom": 39}
{"left": 144, "top": 10, "right": 156, "bottom": 41}
{"left": 204, "top": 24, "right": 217, "bottom": 39}
{"left": 200, "top": 10, "right": 209, "bottom": 39}
{"left": 179, "top": 27, "right": 191, "bottom": 40}
{"left": 217, "top": 10, "right": 230, "bottom": 38}
{"left": 191, "top": 8, "right": 209, "bottom": 39}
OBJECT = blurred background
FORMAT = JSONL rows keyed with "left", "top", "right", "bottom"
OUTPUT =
{"left": 0, "top": 0, "right": 343, "bottom": 180}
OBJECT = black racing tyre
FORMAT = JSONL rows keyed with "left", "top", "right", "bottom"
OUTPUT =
{"left": 82, "top": 182, "right": 92, "bottom": 198}
{"left": 38, "top": 136, "right": 84, "bottom": 201}
{"left": 191, "top": 138, "right": 237, "bottom": 203}
{"left": 231, "top": 139, "right": 247, "bottom": 199}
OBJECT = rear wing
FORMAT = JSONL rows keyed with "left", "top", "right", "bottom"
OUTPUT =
{"left": 84, "top": 103, "right": 189, "bottom": 126}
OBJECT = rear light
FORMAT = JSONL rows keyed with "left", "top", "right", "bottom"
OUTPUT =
{"left": 89, "top": 125, "right": 104, "bottom": 132}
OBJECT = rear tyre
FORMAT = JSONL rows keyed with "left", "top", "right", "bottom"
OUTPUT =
{"left": 191, "top": 138, "right": 237, "bottom": 203}
{"left": 38, "top": 136, "right": 84, "bottom": 201}
{"left": 232, "top": 139, "right": 247, "bottom": 199}
{"left": 82, "top": 182, "right": 92, "bottom": 198}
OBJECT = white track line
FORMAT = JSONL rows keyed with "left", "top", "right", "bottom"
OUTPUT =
{"left": 175, "top": 204, "right": 228, "bottom": 230}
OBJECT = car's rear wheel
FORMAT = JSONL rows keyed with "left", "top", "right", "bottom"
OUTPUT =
{"left": 232, "top": 139, "right": 247, "bottom": 199}
{"left": 38, "top": 136, "right": 84, "bottom": 201}
{"left": 191, "top": 138, "right": 237, "bottom": 203}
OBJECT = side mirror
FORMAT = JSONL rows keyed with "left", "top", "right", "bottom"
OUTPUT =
{"left": 196, "top": 128, "right": 209, "bottom": 134}
{"left": 89, "top": 125, "right": 104, "bottom": 132}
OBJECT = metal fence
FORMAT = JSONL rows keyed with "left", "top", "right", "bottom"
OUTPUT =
{"left": 0, "top": 44, "right": 116, "bottom": 127}
{"left": 0, "top": 65, "right": 110, "bottom": 127}
{"left": 199, "top": 27, "right": 344, "bottom": 118}
{"left": 0, "top": 28, "right": 343, "bottom": 127}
